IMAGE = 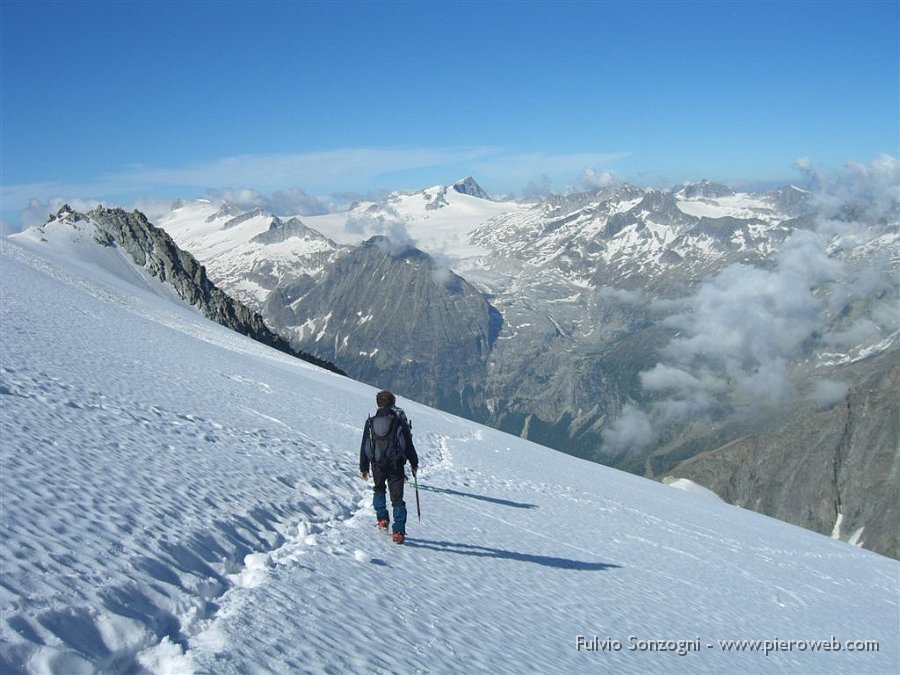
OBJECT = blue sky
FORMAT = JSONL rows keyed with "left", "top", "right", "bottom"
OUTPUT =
{"left": 1, "top": 0, "right": 897, "bottom": 227}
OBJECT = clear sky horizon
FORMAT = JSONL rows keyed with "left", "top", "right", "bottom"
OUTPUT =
{"left": 1, "top": 0, "right": 898, "bottom": 228}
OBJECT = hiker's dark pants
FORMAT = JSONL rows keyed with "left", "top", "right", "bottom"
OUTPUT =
{"left": 372, "top": 462, "right": 407, "bottom": 535}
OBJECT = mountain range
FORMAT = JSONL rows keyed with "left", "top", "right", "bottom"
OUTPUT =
{"left": 11, "top": 174, "right": 898, "bottom": 559}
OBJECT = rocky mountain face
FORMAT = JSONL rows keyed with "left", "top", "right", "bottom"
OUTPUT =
{"left": 663, "top": 346, "right": 899, "bottom": 558}
{"left": 132, "top": 175, "right": 898, "bottom": 558}
{"left": 453, "top": 176, "right": 492, "bottom": 200}
{"left": 40, "top": 205, "right": 342, "bottom": 374}
{"left": 262, "top": 236, "right": 500, "bottom": 413}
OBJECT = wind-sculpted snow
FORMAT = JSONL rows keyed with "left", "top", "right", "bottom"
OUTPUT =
{"left": 0, "top": 241, "right": 359, "bottom": 672}
{"left": 1, "top": 238, "right": 898, "bottom": 673}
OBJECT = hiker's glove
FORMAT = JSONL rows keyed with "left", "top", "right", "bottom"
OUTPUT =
{"left": 411, "top": 466, "right": 418, "bottom": 477}
{"left": 360, "top": 470, "right": 369, "bottom": 481}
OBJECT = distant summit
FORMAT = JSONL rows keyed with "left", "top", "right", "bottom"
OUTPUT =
{"left": 767, "top": 184, "right": 814, "bottom": 215}
{"left": 452, "top": 177, "right": 491, "bottom": 200}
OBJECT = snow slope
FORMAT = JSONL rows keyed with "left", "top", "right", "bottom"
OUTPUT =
{"left": 1, "top": 235, "right": 898, "bottom": 674}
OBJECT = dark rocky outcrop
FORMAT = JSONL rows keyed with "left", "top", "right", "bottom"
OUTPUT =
{"left": 663, "top": 348, "right": 899, "bottom": 559}
{"left": 452, "top": 176, "right": 491, "bottom": 200}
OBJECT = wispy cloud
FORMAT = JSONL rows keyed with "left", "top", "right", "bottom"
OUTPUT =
{"left": 115, "top": 147, "right": 496, "bottom": 193}
{"left": 17, "top": 196, "right": 105, "bottom": 230}
{"left": 344, "top": 205, "right": 417, "bottom": 251}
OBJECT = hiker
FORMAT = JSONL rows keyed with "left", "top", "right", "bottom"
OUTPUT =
{"left": 359, "top": 389, "right": 419, "bottom": 543}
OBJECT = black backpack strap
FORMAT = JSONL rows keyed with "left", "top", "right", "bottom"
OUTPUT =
{"left": 365, "top": 415, "right": 373, "bottom": 460}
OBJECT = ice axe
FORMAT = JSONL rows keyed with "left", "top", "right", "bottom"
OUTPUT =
{"left": 414, "top": 471, "right": 421, "bottom": 522}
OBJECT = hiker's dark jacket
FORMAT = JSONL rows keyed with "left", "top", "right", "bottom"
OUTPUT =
{"left": 359, "top": 406, "right": 418, "bottom": 473}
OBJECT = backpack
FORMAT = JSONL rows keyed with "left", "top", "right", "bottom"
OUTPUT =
{"left": 367, "top": 407, "right": 411, "bottom": 465}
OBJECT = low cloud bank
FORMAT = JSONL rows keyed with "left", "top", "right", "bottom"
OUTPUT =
{"left": 206, "top": 187, "right": 329, "bottom": 217}
{"left": 601, "top": 155, "right": 899, "bottom": 457}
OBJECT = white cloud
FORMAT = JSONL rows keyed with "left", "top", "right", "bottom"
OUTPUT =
{"left": 812, "top": 379, "right": 850, "bottom": 408}
{"left": 521, "top": 174, "right": 553, "bottom": 199}
{"left": 473, "top": 151, "right": 630, "bottom": 195}
{"left": 596, "top": 285, "right": 645, "bottom": 305}
{"left": 0, "top": 147, "right": 492, "bottom": 227}
{"left": 117, "top": 146, "right": 496, "bottom": 194}
{"left": 581, "top": 167, "right": 619, "bottom": 189}
{"left": 344, "top": 206, "right": 417, "bottom": 254}
{"left": 652, "top": 231, "right": 842, "bottom": 416}
{"left": 19, "top": 197, "right": 105, "bottom": 229}
{"left": 599, "top": 404, "right": 656, "bottom": 457}
{"left": 428, "top": 250, "right": 460, "bottom": 290}
{"left": 127, "top": 196, "right": 186, "bottom": 223}
{"left": 630, "top": 153, "right": 899, "bottom": 443}
{"left": 797, "top": 152, "right": 899, "bottom": 223}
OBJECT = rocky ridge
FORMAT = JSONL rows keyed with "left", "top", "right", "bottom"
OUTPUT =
{"left": 46, "top": 205, "right": 343, "bottom": 374}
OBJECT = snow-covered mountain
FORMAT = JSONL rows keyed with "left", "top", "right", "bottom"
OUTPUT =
{"left": 158, "top": 201, "right": 347, "bottom": 310}
{"left": 2, "top": 228, "right": 898, "bottom": 674}
{"left": 469, "top": 183, "right": 810, "bottom": 293}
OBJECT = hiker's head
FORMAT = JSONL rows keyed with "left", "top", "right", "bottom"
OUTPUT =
{"left": 376, "top": 390, "right": 396, "bottom": 409}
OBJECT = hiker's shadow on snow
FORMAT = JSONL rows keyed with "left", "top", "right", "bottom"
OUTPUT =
{"left": 420, "top": 485, "right": 537, "bottom": 509}
{"left": 405, "top": 539, "right": 621, "bottom": 571}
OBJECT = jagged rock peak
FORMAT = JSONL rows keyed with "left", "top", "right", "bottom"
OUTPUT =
{"left": 452, "top": 177, "right": 491, "bottom": 200}
{"left": 51, "top": 204, "right": 81, "bottom": 222}
{"left": 591, "top": 183, "right": 645, "bottom": 202}
{"left": 250, "top": 216, "right": 338, "bottom": 247}
{"left": 635, "top": 190, "right": 683, "bottom": 213}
